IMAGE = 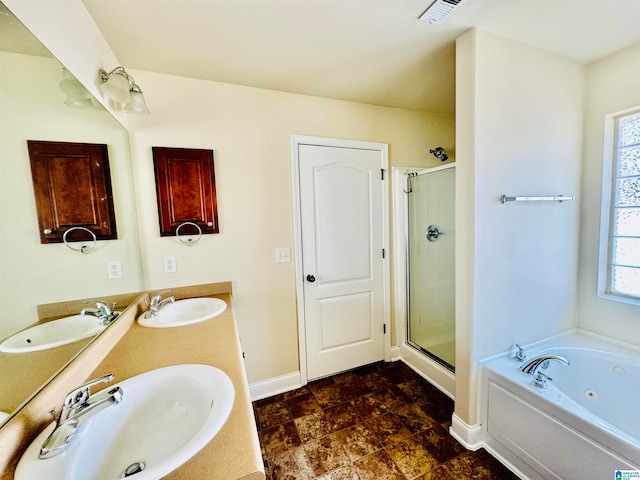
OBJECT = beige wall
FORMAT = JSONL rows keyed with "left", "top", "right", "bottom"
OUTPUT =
{"left": 126, "top": 69, "right": 454, "bottom": 383}
{"left": 0, "top": 52, "right": 144, "bottom": 340}
{"left": 4, "top": 0, "right": 455, "bottom": 386}
{"left": 455, "top": 29, "right": 584, "bottom": 426}
{"left": 577, "top": 41, "right": 640, "bottom": 343}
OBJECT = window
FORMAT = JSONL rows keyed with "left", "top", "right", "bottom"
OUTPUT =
{"left": 599, "top": 109, "right": 640, "bottom": 304}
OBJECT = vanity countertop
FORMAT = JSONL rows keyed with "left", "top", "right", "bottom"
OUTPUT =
{"left": 89, "top": 291, "right": 264, "bottom": 480}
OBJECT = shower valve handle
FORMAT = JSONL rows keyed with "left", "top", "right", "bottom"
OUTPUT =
{"left": 426, "top": 225, "right": 443, "bottom": 242}
{"left": 306, "top": 275, "right": 316, "bottom": 283}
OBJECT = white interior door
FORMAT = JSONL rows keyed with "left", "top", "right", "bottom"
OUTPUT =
{"left": 297, "top": 141, "right": 387, "bottom": 380}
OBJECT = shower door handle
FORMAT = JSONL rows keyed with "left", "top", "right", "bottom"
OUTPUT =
{"left": 306, "top": 274, "right": 316, "bottom": 283}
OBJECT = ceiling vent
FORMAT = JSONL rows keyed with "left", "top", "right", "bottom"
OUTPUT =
{"left": 419, "top": 0, "right": 467, "bottom": 24}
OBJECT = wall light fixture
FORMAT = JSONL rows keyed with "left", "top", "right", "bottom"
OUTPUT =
{"left": 99, "top": 66, "right": 150, "bottom": 115}
{"left": 59, "top": 68, "right": 102, "bottom": 110}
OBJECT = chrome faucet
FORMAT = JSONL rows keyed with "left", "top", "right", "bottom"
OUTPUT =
{"left": 520, "top": 354, "right": 570, "bottom": 388}
{"left": 144, "top": 289, "right": 175, "bottom": 319}
{"left": 82, "top": 300, "right": 118, "bottom": 325}
{"left": 39, "top": 374, "right": 123, "bottom": 459}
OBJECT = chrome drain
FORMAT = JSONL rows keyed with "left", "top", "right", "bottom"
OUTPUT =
{"left": 121, "top": 462, "right": 146, "bottom": 478}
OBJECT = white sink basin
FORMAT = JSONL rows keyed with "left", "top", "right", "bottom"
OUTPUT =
{"left": 0, "top": 315, "right": 107, "bottom": 354}
{"left": 138, "top": 297, "right": 227, "bottom": 328}
{"left": 15, "top": 364, "right": 235, "bottom": 480}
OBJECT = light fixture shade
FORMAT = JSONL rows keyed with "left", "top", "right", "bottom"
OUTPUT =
{"left": 63, "top": 96, "right": 95, "bottom": 110}
{"left": 99, "top": 72, "right": 131, "bottom": 104}
{"left": 63, "top": 96, "right": 104, "bottom": 111}
{"left": 124, "top": 90, "right": 150, "bottom": 115}
{"left": 60, "top": 68, "right": 92, "bottom": 100}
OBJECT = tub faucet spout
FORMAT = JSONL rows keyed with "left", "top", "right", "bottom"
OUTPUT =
{"left": 520, "top": 355, "right": 570, "bottom": 389}
{"left": 520, "top": 355, "right": 570, "bottom": 375}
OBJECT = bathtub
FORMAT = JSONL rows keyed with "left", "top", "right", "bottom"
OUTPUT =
{"left": 481, "top": 331, "right": 640, "bottom": 480}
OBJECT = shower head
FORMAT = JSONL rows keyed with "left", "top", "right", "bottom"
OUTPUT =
{"left": 430, "top": 147, "right": 448, "bottom": 162}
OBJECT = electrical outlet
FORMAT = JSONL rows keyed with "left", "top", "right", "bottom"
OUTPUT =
{"left": 163, "top": 255, "right": 177, "bottom": 273}
{"left": 107, "top": 260, "right": 122, "bottom": 279}
{"left": 275, "top": 248, "right": 291, "bottom": 263}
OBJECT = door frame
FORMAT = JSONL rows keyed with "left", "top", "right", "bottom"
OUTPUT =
{"left": 291, "top": 134, "right": 391, "bottom": 386}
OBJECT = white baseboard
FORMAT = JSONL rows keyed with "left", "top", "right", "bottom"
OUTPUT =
{"left": 390, "top": 345, "right": 401, "bottom": 361}
{"left": 249, "top": 351, "right": 404, "bottom": 402}
{"left": 249, "top": 371, "right": 303, "bottom": 402}
{"left": 247, "top": 349, "right": 449, "bottom": 403}
{"left": 449, "top": 413, "right": 483, "bottom": 451}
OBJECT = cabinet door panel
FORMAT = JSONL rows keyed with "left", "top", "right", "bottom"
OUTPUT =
{"left": 152, "top": 147, "right": 219, "bottom": 237}
{"left": 27, "top": 141, "right": 117, "bottom": 244}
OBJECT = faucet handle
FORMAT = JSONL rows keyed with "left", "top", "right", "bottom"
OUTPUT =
{"left": 514, "top": 343, "right": 526, "bottom": 362}
{"left": 532, "top": 371, "right": 552, "bottom": 389}
{"left": 150, "top": 289, "right": 172, "bottom": 306}
{"left": 83, "top": 299, "right": 113, "bottom": 316}
{"left": 61, "top": 374, "right": 115, "bottom": 413}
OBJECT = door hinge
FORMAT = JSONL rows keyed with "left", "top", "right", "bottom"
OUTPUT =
{"left": 383, "top": 323, "right": 387, "bottom": 334}
{"left": 382, "top": 248, "right": 385, "bottom": 259}
{"left": 381, "top": 169, "right": 385, "bottom": 180}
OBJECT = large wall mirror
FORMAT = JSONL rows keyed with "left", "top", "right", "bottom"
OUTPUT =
{"left": 0, "top": 2, "right": 144, "bottom": 425}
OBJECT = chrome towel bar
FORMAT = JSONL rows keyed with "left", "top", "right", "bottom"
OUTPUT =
{"left": 500, "top": 195, "right": 574, "bottom": 204}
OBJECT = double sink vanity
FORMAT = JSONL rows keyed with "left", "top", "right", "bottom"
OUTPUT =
{"left": 0, "top": 282, "right": 264, "bottom": 480}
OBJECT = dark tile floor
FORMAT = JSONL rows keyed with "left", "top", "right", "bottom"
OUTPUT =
{"left": 252, "top": 361, "right": 520, "bottom": 480}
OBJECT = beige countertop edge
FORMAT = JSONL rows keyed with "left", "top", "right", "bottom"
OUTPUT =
{"left": 89, "top": 291, "right": 264, "bottom": 480}
{"left": 0, "top": 282, "right": 263, "bottom": 480}
{"left": 0, "top": 293, "right": 146, "bottom": 479}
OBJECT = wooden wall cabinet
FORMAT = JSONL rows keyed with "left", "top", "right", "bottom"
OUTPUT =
{"left": 27, "top": 140, "right": 117, "bottom": 244}
{"left": 152, "top": 147, "right": 219, "bottom": 237}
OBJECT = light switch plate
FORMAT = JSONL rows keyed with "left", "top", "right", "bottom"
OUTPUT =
{"left": 275, "top": 248, "right": 291, "bottom": 263}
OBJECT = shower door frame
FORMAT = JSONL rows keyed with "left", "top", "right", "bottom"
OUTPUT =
{"left": 404, "top": 163, "right": 456, "bottom": 372}
{"left": 391, "top": 164, "right": 456, "bottom": 399}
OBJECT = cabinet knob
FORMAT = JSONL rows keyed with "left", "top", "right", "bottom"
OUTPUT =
{"left": 43, "top": 228, "right": 53, "bottom": 234}
{"left": 306, "top": 274, "right": 316, "bottom": 283}
{"left": 207, "top": 222, "right": 213, "bottom": 227}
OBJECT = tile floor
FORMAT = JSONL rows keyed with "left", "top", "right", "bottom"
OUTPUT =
{"left": 253, "top": 361, "right": 520, "bottom": 479}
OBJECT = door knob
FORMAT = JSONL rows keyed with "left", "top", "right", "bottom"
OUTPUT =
{"left": 306, "top": 274, "right": 316, "bottom": 283}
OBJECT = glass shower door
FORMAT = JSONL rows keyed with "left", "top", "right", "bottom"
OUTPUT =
{"left": 407, "top": 166, "right": 455, "bottom": 370}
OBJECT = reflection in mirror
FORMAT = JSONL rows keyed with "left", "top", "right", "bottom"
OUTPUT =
{"left": 0, "top": 2, "right": 144, "bottom": 426}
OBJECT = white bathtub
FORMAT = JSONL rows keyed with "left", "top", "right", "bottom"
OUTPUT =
{"left": 481, "top": 331, "right": 640, "bottom": 480}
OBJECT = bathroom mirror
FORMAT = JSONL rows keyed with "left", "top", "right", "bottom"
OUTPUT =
{"left": 0, "top": 2, "right": 144, "bottom": 425}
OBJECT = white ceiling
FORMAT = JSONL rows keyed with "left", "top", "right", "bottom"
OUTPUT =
{"left": 66, "top": 1, "right": 640, "bottom": 115}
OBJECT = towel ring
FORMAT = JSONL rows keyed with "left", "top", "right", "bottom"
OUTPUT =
{"left": 62, "top": 227, "right": 97, "bottom": 254}
{"left": 175, "top": 222, "right": 202, "bottom": 246}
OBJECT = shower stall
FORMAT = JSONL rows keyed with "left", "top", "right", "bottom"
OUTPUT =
{"left": 405, "top": 164, "right": 455, "bottom": 370}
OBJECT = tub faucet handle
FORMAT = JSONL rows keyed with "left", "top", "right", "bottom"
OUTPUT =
{"left": 532, "top": 371, "right": 552, "bottom": 389}
{"left": 514, "top": 343, "right": 526, "bottom": 362}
